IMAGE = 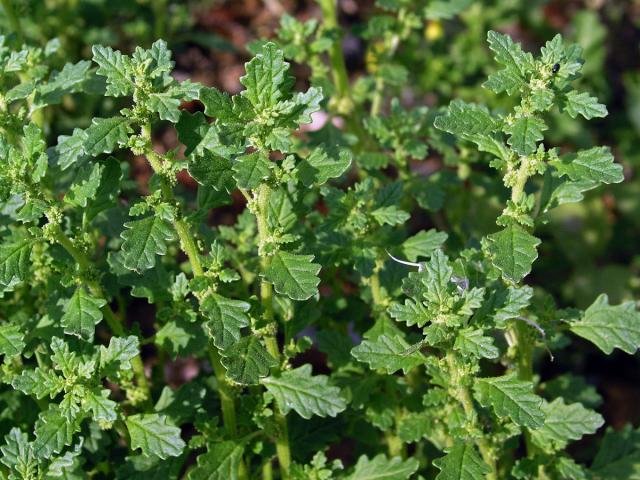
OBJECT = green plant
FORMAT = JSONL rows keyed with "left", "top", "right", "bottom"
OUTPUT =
{"left": 0, "top": 2, "right": 638, "bottom": 479}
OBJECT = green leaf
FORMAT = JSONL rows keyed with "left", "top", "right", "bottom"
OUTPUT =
{"left": 221, "top": 336, "right": 276, "bottom": 385}
{"left": 434, "top": 100, "right": 497, "bottom": 139}
{"left": 121, "top": 215, "right": 176, "bottom": 272}
{"left": 202, "top": 294, "right": 250, "bottom": 350}
{"left": 240, "top": 42, "right": 291, "bottom": 111}
{"left": 11, "top": 368, "right": 65, "bottom": 399}
{"left": 188, "top": 442, "right": 245, "bottom": 480}
{"left": 551, "top": 147, "right": 623, "bottom": 185}
{"left": 474, "top": 373, "right": 545, "bottom": 429}
{"left": 454, "top": 328, "right": 499, "bottom": 359}
{"left": 55, "top": 128, "right": 88, "bottom": 170}
{"left": 65, "top": 163, "right": 104, "bottom": 208}
{"left": 484, "top": 224, "right": 540, "bottom": 283}
{"left": 371, "top": 205, "right": 410, "bottom": 226}
{"left": 505, "top": 116, "right": 546, "bottom": 156}
{"left": 199, "top": 87, "right": 235, "bottom": 122}
{"left": 486, "top": 30, "right": 534, "bottom": 77}
{"left": 347, "top": 454, "right": 419, "bottom": 480}
{"left": 148, "top": 92, "right": 182, "bottom": 123}
{"left": 563, "top": 90, "right": 607, "bottom": 119}
{"left": 0, "top": 428, "right": 37, "bottom": 476}
{"left": 264, "top": 251, "right": 321, "bottom": 301}
{"left": 232, "top": 152, "right": 271, "bottom": 189}
{"left": 402, "top": 229, "right": 448, "bottom": 262}
{"left": 0, "top": 324, "right": 25, "bottom": 356}
{"left": 570, "top": 294, "right": 640, "bottom": 354}
{"left": 0, "top": 239, "right": 32, "bottom": 289}
{"left": 126, "top": 414, "right": 186, "bottom": 459}
{"left": 591, "top": 425, "right": 640, "bottom": 479}
{"left": 262, "top": 364, "right": 346, "bottom": 419}
{"left": 176, "top": 111, "right": 219, "bottom": 156}
{"left": 83, "top": 388, "right": 118, "bottom": 424}
{"left": 33, "top": 405, "right": 80, "bottom": 459}
{"left": 531, "top": 398, "right": 603, "bottom": 452}
{"left": 433, "top": 443, "right": 491, "bottom": 480}
{"left": 92, "top": 45, "right": 134, "bottom": 96}
{"left": 100, "top": 335, "right": 140, "bottom": 374}
{"left": 60, "top": 287, "right": 106, "bottom": 341}
{"left": 188, "top": 151, "right": 235, "bottom": 192}
{"left": 351, "top": 334, "right": 425, "bottom": 374}
{"left": 297, "top": 148, "right": 352, "bottom": 187}
{"left": 424, "top": 0, "right": 472, "bottom": 20}
{"left": 84, "top": 117, "right": 132, "bottom": 156}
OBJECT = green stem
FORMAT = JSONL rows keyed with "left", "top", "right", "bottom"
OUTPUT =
{"left": 1, "top": 0, "right": 23, "bottom": 43}
{"left": 510, "top": 157, "right": 530, "bottom": 204}
{"left": 446, "top": 352, "right": 498, "bottom": 480}
{"left": 318, "top": 0, "right": 350, "bottom": 103}
{"left": 53, "top": 229, "right": 151, "bottom": 401}
{"left": 255, "top": 183, "right": 292, "bottom": 480}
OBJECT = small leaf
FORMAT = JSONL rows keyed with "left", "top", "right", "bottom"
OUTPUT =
{"left": 126, "top": 414, "right": 186, "bottom": 459}
{"left": 563, "top": 90, "right": 607, "bottom": 119}
{"left": 570, "top": 294, "right": 640, "bottom": 354}
{"left": 505, "top": 116, "right": 547, "bottom": 156}
{"left": 484, "top": 224, "right": 540, "bottom": 283}
{"left": 83, "top": 388, "right": 118, "bottom": 423}
{"left": 92, "top": 45, "right": 134, "bottom": 96}
{"left": 64, "top": 162, "right": 104, "bottom": 208}
{"left": 433, "top": 442, "right": 491, "bottom": 480}
{"left": 188, "top": 151, "right": 235, "bottom": 192}
{"left": 121, "top": 215, "right": 176, "bottom": 272}
{"left": 454, "top": 328, "right": 500, "bottom": 359}
{"left": 402, "top": 229, "right": 448, "bottom": 262}
{"left": 33, "top": 405, "right": 80, "bottom": 459}
{"left": 84, "top": 117, "right": 132, "bottom": 156}
{"left": 232, "top": 152, "right": 271, "bottom": 189}
{"left": 221, "top": 336, "right": 276, "bottom": 385}
{"left": 0, "top": 324, "right": 25, "bottom": 357}
{"left": 100, "top": 336, "right": 140, "bottom": 374}
{"left": 188, "top": 442, "right": 245, "bottom": 480}
{"left": 552, "top": 147, "right": 623, "bottom": 185}
{"left": 60, "top": 287, "right": 106, "bottom": 342}
{"left": 434, "top": 100, "right": 497, "bottom": 139}
{"left": 202, "top": 294, "right": 251, "bottom": 350}
{"left": 371, "top": 205, "right": 410, "bottom": 226}
{"left": 240, "top": 42, "right": 291, "bottom": 111}
{"left": 347, "top": 454, "right": 419, "bottom": 480}
{"left": 297, "top": 148, "right": 352, "bottom": 187}
{"left": 531, "top": 398, "right": 603, "bottom": 452}
{"left": 55, "top": 128, "right": 88, "bottom": 170}
{"left": 264, "top": 251, "right": 321, "bottom": 301}
{"left": 474, "top": 373, "right": 545, "bottom": 429}
{"left": 0, "top": 239, "right": 33, "bottom": 289}
{"left": 262, "top": 364, "right": 347, "bottom": 419}
{"left": 12, "top": 368, "right": 65, "bottom": 399}
{"left": 351, "top": 334, "right": 425, "bottom": 374}
{"left": 486, "top": 30, "right": 534, "bottom": 77}
{"left": 148, "top": 92, "right": 182, "bottom": 123}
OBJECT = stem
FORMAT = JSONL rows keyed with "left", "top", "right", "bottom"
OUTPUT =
{"left": 1, "top": 0, "right": 23, "bottom": 43}
{"left": 209, "top": 349, "right": 238, "bottom": 437}
{"left": 53, "top": 229, "right": 151, "bottom": 401}
{"left": 318, "top": 0, "right": 350, "bottom": 102}
{"left": 255, "top": 183, "right": 292, "bottom": 480}
{"left": 446, "top": 352, "right": 498, "bottom": 479}
{"left": 510, "top": 157, "right": 530, "bottom": 204}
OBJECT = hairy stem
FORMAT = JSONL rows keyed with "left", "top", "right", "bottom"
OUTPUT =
{"left": 254, "top": 183, "right": 292, "bottom": 479}
{"left": 446, "top": 352, "right": 498, "bottom": 479}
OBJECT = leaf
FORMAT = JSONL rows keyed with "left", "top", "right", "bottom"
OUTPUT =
{"left": 297, "top": 148, "right": 352, "bottom": 187}
{"left": 33, "top": 405, "right": 80, "bottom": 459}
{"left": 148, "top": 92, "right": 182, "bottom": 122}
{"left": 484, "top": 224, "right": 540, "bottom": 283}
{"left": 0, "top": 324, "right": 25, "bottom": 356}
{"left": 454, "top": 328, "right": 499, "bottom": 359}
{"left": 552, "top": 147, "right": 623, "bottom": 185}
{"left": 84, "top": 117, "right": 132, "bottom": 156}
{"left": 570, "top": 294, "right": 640, "bottom": 354}
{"left": 83, "top": 388, "right": 118, "bottom": 423}
{"left": 65, "top": 162, "right": 104, "bottom": 208}
{"left": 433, "top": 443, "right": 491, "bottom": 480}
{"left": 92, "top": 45, "right": 134, "bottom": 96}
{"left": 188, "top": 151, "right": 235, "bottom": 192}
{"left": 121, "top": 215, "right": 176, "bottom": 272}
{"left": 486, "top": 30, "right": 534, "bottom": 77}
{"left": 55, "top": 128, "right": 88, "bottom": 170}
{"left": 221, "top": 336, "right": 276, "bottom": 385}
{"left": 371, "top": 205, "right": 410, "bottom": 226}
{"left": 262, "top": 364, "right": 347, "bottom": 419}
{"left": 530, "top": 398, "right": 603, "bottom": 452}
{"left": 232, "top": 152, "right": 271, "bottom": 189}
{"left": 402, "top": 229, "right": 448, "bottom": 262}
{"left": 0, "top": 239, "right": 32, "bottom": 289}
{"left": 347, "top": 454, "right": 419, "bottom": 480}
{"left": 474, "top": 373, "right": 545, "bottom": 429}
{"left": 424, "top": 0, "right": 473, "bottom": 20}
{"left": 188, "top": 442, "right": 245, "bottom": 480}
{"left": 264, "top": 251, "right": 321, "bottom": 301}
{"left": 202, "top": 294, "right": 251, "bottom": 350}
{"left": 434, "top": 100, "right": 497, "bottom": 139}
{"left": 351, "top": 334, "right": 425, "bottom": 374}
{"left": 11, "top": 368, "right": 65, "bottom": 399}
{"left": 505, "top": 116, "right": 547, "bottom": 156}
{"left": 126, "top": 414, "right": 186, "bottom": 459}
{"left": 240, "top": 42, "right": 291, "bottom": 111}
{"left": 60, "top": 287, "right": 106, "bottom": 341}
{"left": 100, "top": 335, "right": 140, "bottom": 374}
{"left": 0, "top": 428, "right": 37, "bottom": 475}
{"left": 563, "top": 90, "right": 607, "bottom": 119}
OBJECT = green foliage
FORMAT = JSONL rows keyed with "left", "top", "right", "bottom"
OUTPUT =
{"left": 0, "top": 3, "right": 632, "bottom": 479}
